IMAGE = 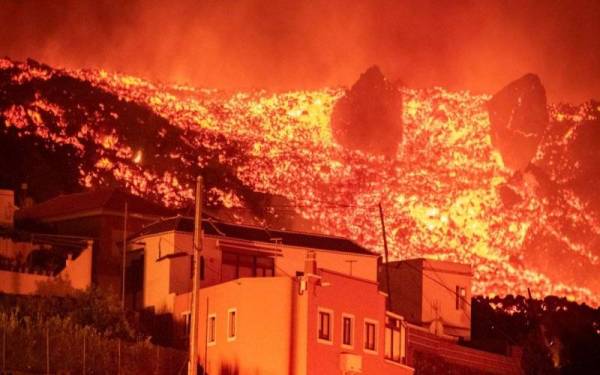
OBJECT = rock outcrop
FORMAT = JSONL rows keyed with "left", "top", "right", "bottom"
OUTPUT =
{"left": 331, "top": 66, "right": 403, "bottom": 157}
{"left": 487, "top": 74, "right": 549, "bottom": 170}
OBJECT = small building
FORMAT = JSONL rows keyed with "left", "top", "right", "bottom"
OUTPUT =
{"left": 129, "top": 215, "right": 522, "bottom": 374}
{"left": 194, "top": 265, "right": 414, "bottom": 375}
{"left": 380, "top": 258, "right": 472, "bottom": 340}
{"left": 127, "top": 215, "right": 379, "bottom": 315}
{"left": 15, "top": 189, "right": 175, "bottom": 293}
{"left": 0, "top": 190, "right": 92, "bottom": 295}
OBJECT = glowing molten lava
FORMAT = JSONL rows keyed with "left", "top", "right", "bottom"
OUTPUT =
{"left": 2, "top": 58, "right": 599, "bottom": 306}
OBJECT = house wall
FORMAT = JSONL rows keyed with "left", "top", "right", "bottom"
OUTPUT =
{"left": 200, "top": 236, "right": 225, "bottom": 287}
{"left": 141, "top": 232, "right": 178, "bottom": 313}
{"left": 420, "top": 260, "right": 472, "bottom": 339}
{"left": 0, "top": 269, "right": 50, "bottom": 295}
{"left": 136, "top": 231, "right": 210, "bottom": 316}
{"left": 278, "top": 246, "right": 378, "bottom": 282}
{"left": 293, "top": 276, "right": 309, "bottom": 375}
{"left": 381, "top": 261, "right": 423, "bottom": 323}
{"left": 169, "top": 254, "right": 192, "bottom": 294}
{"left": 174, "top": 269, "right": 415, "bottom": 375}
{"left": 306, "top": 269, "right": 413, "bottom": 375}
{"left": 61, "top": 240, "right": 93, "bottom": 290}
{"left": 0, "top": 242, "right": 92, "bottom": 295}
{"left": 0, "top": 237, "right": 34, "bottom": 260}
{"left": 383, "top": 259, "right": 472, "bottom": 340}
{"left": 165, "top": 232, "right": 379, "bottom": 289}
{"left": 42, "top": 214, "right": 155, "bottom": 293}
{"left": 195, "top": 277, "right": 294, "bottom": 375}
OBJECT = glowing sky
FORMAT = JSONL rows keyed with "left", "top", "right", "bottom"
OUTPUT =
{"left": 1, "top": 0, "right": 599, "bottom": 103}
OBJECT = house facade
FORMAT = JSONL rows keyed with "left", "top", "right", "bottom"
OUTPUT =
{"left": 129, "top": 215, "right": 522, "bottom": 374}
{"left": 0, "top": 190, "right": 92, "bottom": 295}
{"left": 381, "top": 258, "right": 473, "bottom": 340}
{"left": 15, "top": 189, "right": 174, "bottom": 293}
{"left": 128, "top": 216, "right": 379, "bottom": 315}
{"left": 192, "top": 268, "right": 414, "bottom": 375}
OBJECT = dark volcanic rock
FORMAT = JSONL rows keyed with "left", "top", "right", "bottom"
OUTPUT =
{"left": 331, "top": 66, "right": 402, "bottom": 157}
{"left": 487, "top": 74, "right": 549, "bottom": 170}
{"left": 540, "top": 116, "right": 600, "bottom": 212}
{"left": 0, "top": 58, "right": 297, "bottom": 228}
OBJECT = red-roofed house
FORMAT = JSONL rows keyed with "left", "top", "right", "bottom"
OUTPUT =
{"left": 15, "top": 189, "right": 174, "bottom": 292}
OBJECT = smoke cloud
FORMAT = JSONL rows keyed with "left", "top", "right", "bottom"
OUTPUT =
{"left": 1, "top": 0, "right": 599, "bottom": 102}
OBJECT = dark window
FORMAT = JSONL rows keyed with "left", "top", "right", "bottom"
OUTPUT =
{"left": 365, "top": 322, "right": 376, "bottom": 351}
{"left": 456, "top": 286, "right": 467, "bottom": 310}
{"left": 221, "top": 251, "right": 274, "bottom": 281}
{"left": 342, "top": 316, "right": 353, "bottom": 346}
{"left": 208, "top": 315, "right": 216, "bottom": 344}
{"left": 256, "top": 256, "right": 275, "bottom": 276}
{"left": 183, "top": 313, "right": 191, "bottom": 335}
{"left": 385, "top": 316, "right": 403, "bottom": 362}
{"left": 318, "top": 311, "right": 331, "bottom": 341}
{"left": 228, "top": 310, "right": 236, "bottom": 339}
{"left": 238, "top": 254, "right": 253, "bottom": 278}
{"left": 190, "top": 255, "right": 205, "bottom": 280}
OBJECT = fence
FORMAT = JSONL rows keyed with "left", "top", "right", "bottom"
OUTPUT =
{"left": 0, "top": 314, "right": 188, "bottom": 374}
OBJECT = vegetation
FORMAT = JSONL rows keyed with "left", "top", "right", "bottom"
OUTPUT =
{"left": 471, "top": 295, "right": 600, "bottom": 375}
{"left": 0, "top": 286, "right": 135, "bottom": 340}
{"left": 0, "top": 287, "right": 187, "bottom": 374}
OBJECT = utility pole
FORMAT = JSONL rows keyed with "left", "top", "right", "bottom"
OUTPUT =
{"left": 378, "top": 203, "right": 393, "bottom": 310}
{"left": 189, "top": 176, "right": 203, "bottom": 375}
{"left": 46, "top": 326, "right": 50, "bottom": 375}
{"left": 122, "top": 201, "right": 128, "bottom": 310}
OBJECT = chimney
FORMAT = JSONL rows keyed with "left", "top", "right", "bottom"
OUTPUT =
{"left": 304, "top": 250, "right": 317, "bottom": 275}
{"left": 0, "top": 190, "right": 15, "bottom": 228}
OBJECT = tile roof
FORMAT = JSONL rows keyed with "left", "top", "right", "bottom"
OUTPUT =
{"left": 15, "top": 189, "right": 175, "bottom": 220}
{"left": 133, "top": 216, "right": 376, "bottom": 256}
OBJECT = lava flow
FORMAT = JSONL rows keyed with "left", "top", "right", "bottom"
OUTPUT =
{"left": 1, "top": 58, "right": 599, "bottom": 306}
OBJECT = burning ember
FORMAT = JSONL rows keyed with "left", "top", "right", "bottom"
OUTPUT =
{"left": 1, "top": 58, "right": 599, "bottom": 306}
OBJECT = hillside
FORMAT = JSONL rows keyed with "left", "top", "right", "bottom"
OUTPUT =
{"left": 1, "top": 58, "right": 599, "bottom": 305}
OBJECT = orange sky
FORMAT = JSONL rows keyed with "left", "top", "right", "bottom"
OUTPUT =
{"left": 1, "top": 0, "right": 599, "bottom": 103}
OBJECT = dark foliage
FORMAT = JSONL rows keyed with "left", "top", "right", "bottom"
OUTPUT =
{"left": 471, "top": 295, "right": 600, "bottom": 374}
{"left": 0, "top": 286, "right": 135, "bottom": 340}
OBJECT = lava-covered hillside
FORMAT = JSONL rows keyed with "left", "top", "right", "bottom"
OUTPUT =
{"left": 1, "top": 58, "right": 599, "bottom": 306}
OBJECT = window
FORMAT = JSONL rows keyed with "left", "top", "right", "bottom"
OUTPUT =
{"left": 317, "top": 308, "right": 333, "bottom": 343}
{"left": 364, "top": 320, "right": 378, "bottom": 353}
{"left": 385, "top": 315, "right": 405, "bottom": 363}
{"left": 207, "top": 314, "right": 216, "bottom": 345}
{"left": 200, "top": 256, "right": 205, "bottom": 280}
{"left": 238, "top": 254, "right": 254, "bottom": 278}
{"left": 182, "top": 311, "right": 191, "bottom": 335}
{"left": 189, "top": 255, "right": 205, "bottom": 281}
{"left": 456, "top": 286, "right": 467, "bottom": 310}
{"left": 221, "top": 251, "right": 275, "bottom": 281}
{"left": 341, "top": 314, "right": 354, "bottom": 348}
{"left": 227, "top": 309, "right": 237, "bottom": 341}
{"left": 256, "top": 256, "right": 275, "bottom": 276}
